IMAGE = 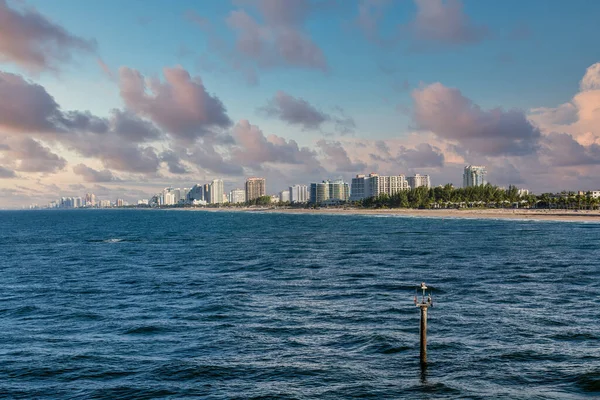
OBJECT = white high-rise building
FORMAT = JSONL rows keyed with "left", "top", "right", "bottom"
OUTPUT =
{"left": 289, "top": 185, "right": 309, "bottom": 203}
{"left": 229, "top": 188, "right": 246, "bottom": 204}
{"left": 279, "top": 190, "right": 290, "bottom": 203}
{"left": 210, "top": 179, "right": 224, "bottom": 204}
{"left": 407, "top": 174, "right": 431, "bottom": 189}
{"left": 463, "top": 165, "right": 487, "bottom": 187}
{"left": 350, "top": 173, "right": 409, "bottom": 201}
{"left": 310, "top": 179, "right": 350, "bottom": 203}
{"left": 162, "top": 187, "right": 176, "bottom": 205}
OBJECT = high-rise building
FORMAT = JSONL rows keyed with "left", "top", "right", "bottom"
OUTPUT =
{"left": 407, "top": 174, "right": 431, "bottom": 189}
{"left": 85, "top": 193, "right": 96, "bottom": 207}
{"left": 328, "top": 179, "right": 350, "bottom": 201}
{"left": 203, "top": 184, "right": 211, "bottom": 204}
{"left": 210, "top": 179, "right": 224, "bottom": 204}
{"left": 463, "top": 165, "right": 487, "bottom": 187}
{"left": 289, "top": 185, "right": 309, "bottom": 203}
{"left": 187, "top": 184, "right": 205, "bottom": 203}
{"left": 310, "top": 179, "right": 350, "bottom": 203}
{"left": 246, "top": 177, "right": 266, "bottom": 201}
{"left": 279, "top": 190, "right": 290, "bottom": 203}
{"left": 229, "top": 188, "right": 246, "bottom": 204}
{"left": 163, "top": 187, "right": 176, "bottom": 205}
{"left": 310, "top": 182, "right": 329, "bottom": 203}
{"left": 350, "top": 173, "right": 409, "bottom": 201}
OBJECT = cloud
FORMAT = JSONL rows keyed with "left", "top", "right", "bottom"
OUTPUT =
{"left": 0, "top": 71, "right": 65, "bottom": 133}
{"left": 0, "top": 69, "right": 170, "bottom": 176}
{"left": 0, "top": 137, "right": 66, "bottom": 173}
{"left": 231, "top": 119, "right": 323, "bottom": 171}
{"left": 412, "top": 82, "right": 541, "bottom": 156}
{"left": 226, "top": 0, "right": 327, "bottom": 71}
{"left": 261, "top": 90, "right": 328, "bottom": 129}
{"left": 542, "top": 132, "right": 600, "bottom": 167}
{"left": 398, "top": 143, "right": 445, "bottom": 168}
{"left": 96, "top": 57, "right": 114, "bottom": 80}
{"left": 73, "top": 163, "right": 120, "bottom": 182}
{"left": 70, "top": 140, "right": 161, "bottom": 174}
{"left": 405, "top": 0, "right": 489, "bottom": 48}
{"left": 317, "top": 140, "right": 367, "bottom": 173}
{"left": 0, "top": 0, "right": 96, "bottom": 72}
{"left": 160, "top": 150, "right": 189, "bottom": 174}
{"left": 260, "top": 91, "right": 355, "bottom": 134}
{"left": 529, "top": 103, "right": 578, "bottom": 126}
{"left": 580, "top": 62, "right": 600, "bottom": 91}
{"left": 186, "top": 142, "right": 245, "bottom": 176}
{"left": 187, "top": 0, "right": 327, "bottom": 83}
{"left": 0, "top": 165, "right": 16, "bottom": 178}
{"left": 108, "top": 109, "right": 162, "bottom": 142}
{"left": 119, "top": 66, "right": 232, "bottom": 142}
{"left": 528, "top": 62, "right": 600, "bottom": 145}
{"left": 354, "top": 0, "right": 395, "bottom": 45}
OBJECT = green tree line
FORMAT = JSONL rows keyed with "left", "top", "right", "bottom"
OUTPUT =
{"left": 357, "top": 184, "right": 600, "bottom": 210}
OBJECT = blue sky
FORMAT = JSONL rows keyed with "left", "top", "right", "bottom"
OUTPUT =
{"left": 2, "top": 0, "right": 600, "bottom": 207}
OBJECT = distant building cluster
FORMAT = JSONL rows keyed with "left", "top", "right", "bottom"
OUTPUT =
{"left": 153, "top": 179, "right": 225, "bottom": 206}
{"left": 31, "top": 164, "right": 544, "bottom": 210}
{"left": 42, "top": 193, "right": 131, "bottom": 209}
{"left": 349, "top": 173, "right": 431, "bottom": 201}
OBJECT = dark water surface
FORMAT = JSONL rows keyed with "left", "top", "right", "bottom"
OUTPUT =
{"left": 1, "top": 209, "right": 599, "bottom": 399}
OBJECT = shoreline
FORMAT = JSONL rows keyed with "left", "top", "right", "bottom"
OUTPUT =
{"left": 187, "top": 207, "right": 600, "bottom": 222}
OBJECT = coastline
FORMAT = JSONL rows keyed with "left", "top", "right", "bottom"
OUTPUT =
{"left": 189, "top": 207, "right": 600, "bottom": 222}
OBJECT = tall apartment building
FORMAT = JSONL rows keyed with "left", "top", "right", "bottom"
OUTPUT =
{"left": 289, "top": 185, "right": 309, "bottom": 203}
{"left": 310, "top": 179, "right": 350, "bottom": 203}
{"left": 209, "top": 179, "right": 224, "bottom": 204}
{"left": 187, "top": 184, "right": 205, "bottom": 202}
{"left": 229, "top": 188, "right": 246, "bottom": 204}
{"left": 84, "top": 193, "right": 96, "bottom": 207}
{"left": 350, "top": 173, "right": 409, "bottom": 201}
{"left": 246, "top": 177, "right": 266, "bottom": 201}
{"left": 463, "top": 165, "right": 487, "bottom": 187}
{"left": 407, "top": 174, "right": 431, "bottom": 189}
{"left": 279, "top": 190, "right": 290, "bottom": 203}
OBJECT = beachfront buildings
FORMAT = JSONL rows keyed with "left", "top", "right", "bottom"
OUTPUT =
{"left": 407, "top": 174, "right": 431, "bottom": 189}
{"left": 246, "top": 177, "right": 266, "bottom": 201}
{"left": 279, "top": 190, "right": 290, "bottom": 203}
{"left": 310, "top": 179, "right": 350, "bottom": 204}
{"left": 463, "top": 165, "right": 487, "bottom": 187}
{"left": 350, "top": 173, "right": 410, "bottom": 201}
{"left": 209, "top": 179, "right": 224, "bottom": 204}
{"left": 289, "top": 185, "right": 309, "bottom": 203}
{"left": 229, "top": 189, "right": 246, "bottom": 204}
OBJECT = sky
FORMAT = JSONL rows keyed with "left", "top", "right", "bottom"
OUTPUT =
{"left": 1, "top": 0, "right": 600, "bottom": 208}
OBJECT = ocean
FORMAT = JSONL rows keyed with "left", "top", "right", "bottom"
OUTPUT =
{"left": 0, "top": 209, "right": 599, "bottom": 399}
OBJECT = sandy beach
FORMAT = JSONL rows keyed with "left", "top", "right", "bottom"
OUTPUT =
{"left": 191, "top": 207, "right": 600, "bottom": 222}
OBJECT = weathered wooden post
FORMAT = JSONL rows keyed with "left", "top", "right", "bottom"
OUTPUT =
{"left": 414, "top": 282, "right": 433, "bottom": 365}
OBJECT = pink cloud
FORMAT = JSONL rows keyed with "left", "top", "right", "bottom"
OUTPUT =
{"left": 405, "top": 0, "right": 489, "bottom": 48}
{"left": 412, "top": 82, "right": 541, "bottom": 156}
{"left": 231, "top": 119, "right": 323, "bottom": 170}
{"left": 119, "top": 66, "right": 232, "bottom": 142}
{"left": 0, "top": 0, "right": 96, "bottom": 72}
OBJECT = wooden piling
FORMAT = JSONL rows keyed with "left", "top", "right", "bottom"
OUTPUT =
{"left": 415, "top": 282, "right": 432, "bottom": 366}
{"left": 420, "top": 304, "right": 428, "bottom": 365}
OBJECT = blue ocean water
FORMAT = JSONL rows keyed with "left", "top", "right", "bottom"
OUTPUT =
{"left": 0, "top": 209, "right": 599, "bottom": 399}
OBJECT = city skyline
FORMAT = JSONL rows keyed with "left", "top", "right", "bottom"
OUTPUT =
{"left": 2, "top": 0, "right": 600, "bottom": 208}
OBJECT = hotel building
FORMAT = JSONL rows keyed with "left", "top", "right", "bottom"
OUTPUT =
{"left": 246, "top": 177, "right": 266, "bottom": 201}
